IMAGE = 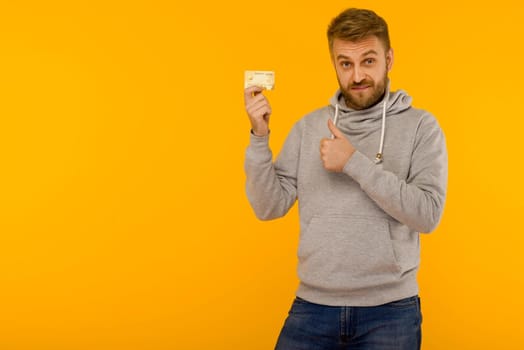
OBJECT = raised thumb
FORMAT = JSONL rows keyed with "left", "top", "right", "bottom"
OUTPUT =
{"left": 328, "top": 118, "right": 342, "bottom": 139}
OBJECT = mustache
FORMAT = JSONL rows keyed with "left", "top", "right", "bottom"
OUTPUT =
{"left": 348, "top": 80, "right": 374, "bottom": 88}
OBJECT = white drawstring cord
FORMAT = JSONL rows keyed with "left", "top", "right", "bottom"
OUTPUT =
{"left": 331, "top": 104, "right": 339, "bottom": 139}
{"left": 374, "top": 89, "right": 389, "bottom": 164}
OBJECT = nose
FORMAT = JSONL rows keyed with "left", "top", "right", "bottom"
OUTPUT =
{"left": 352, "top": 65, "right": 364, "bottom": 83}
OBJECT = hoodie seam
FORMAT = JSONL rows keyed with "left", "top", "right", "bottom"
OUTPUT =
{"left": 406, "top": 112, "right": 429, "bottom": 181}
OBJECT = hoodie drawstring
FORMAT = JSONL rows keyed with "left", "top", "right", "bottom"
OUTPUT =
{"left": 374, "top": 89, "right": 389, "bottom": 164}
{"left": 331, "top": 104, "right": 339, "bottom": 140}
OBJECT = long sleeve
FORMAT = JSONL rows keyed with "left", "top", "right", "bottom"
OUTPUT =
{"left": 343, "top": 114, "right": 448, "bottom": 233}
{"left": 244, "top": 124, "right": 301, "bottom": 220}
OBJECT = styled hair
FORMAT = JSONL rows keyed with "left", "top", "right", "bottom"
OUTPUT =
{"left": 327, "top": 8, "right": 390, "bottom": 52}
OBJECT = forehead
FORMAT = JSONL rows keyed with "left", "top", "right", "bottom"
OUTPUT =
{"left": 332, "top": 36, "right": 385, "bottom": 58}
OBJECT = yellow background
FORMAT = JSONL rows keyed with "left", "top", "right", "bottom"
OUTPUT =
{"left": 0, "top": 0, "right": 522, "bottom": 349}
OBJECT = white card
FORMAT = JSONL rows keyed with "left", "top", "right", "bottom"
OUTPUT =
{"left": 244, "top": 70, "right": 275, "bottom": 90}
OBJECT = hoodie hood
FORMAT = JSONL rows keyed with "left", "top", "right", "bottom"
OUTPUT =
{"left": 328, "top": 83, "right": 413, "bottom": 164}
{"left": 329, "top": 86, "right": 412, "bottom": 131}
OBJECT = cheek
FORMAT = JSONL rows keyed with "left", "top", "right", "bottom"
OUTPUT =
{"left": 370, "top": 66, "right": 387, "bottom": 82}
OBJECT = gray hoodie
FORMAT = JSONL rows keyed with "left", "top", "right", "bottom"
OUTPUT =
{"left": 244, "top": 88, "right": 448, "bottom": 306}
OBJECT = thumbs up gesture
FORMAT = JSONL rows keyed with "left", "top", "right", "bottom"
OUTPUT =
{"left": 320, "top": 119, "right": 356, "bottom": 172}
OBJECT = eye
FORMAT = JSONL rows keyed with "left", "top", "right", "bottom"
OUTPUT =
{"left": 364, "top": 58, "right": 375, "bottom": 65}
{"left": 340, "top": 61, "right": 351, "bottom": 69}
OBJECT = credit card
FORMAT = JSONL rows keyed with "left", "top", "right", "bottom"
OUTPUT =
{"left": 244, "top": 70, "right": 275, "bottom": 90}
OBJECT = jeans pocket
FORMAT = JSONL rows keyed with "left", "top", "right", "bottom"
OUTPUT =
{"left": 386, "top": 296, "right": 419, "bottom": 309}
{"left": 289, "top": 297, "right": 316, "bottom": 316}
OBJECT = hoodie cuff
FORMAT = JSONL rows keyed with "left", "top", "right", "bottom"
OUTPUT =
{"left": 249, "top": 130, "right": 269, "bottom": 143}
{"left": 246, "top": 131, "right": 272, "bottom": 163}
{"left": 343, "top": 150, "right": 376, "bottom": 186}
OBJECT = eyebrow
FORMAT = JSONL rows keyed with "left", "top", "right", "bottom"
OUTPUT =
{"left": 336, "top": 50, "right": 379, "bottom": 60}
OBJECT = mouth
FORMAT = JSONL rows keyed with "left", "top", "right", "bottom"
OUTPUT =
{"left": 351, "top": 85, "right": 370, "bottom": 91}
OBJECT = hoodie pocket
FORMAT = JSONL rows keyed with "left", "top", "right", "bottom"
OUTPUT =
{"left": 298, "top": 215, "right": 401, "bottom": 290}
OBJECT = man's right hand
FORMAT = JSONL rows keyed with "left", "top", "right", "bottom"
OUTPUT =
{"left": 244, "top": 86, "right": 271, "bottom": 136}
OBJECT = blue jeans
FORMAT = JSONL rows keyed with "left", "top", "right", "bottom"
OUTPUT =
{"left": 275, "top": 296, "right": 422, "bottom": 350}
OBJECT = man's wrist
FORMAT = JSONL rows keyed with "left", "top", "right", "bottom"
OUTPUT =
{"left": 250, "top": 129, "right": 270, "bottom": 137}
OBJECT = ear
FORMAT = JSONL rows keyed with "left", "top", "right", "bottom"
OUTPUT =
{"left": 386, "top": 48, "right": 394, "bottom": 72}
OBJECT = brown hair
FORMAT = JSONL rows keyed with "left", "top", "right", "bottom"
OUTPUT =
{"left": 327, "top": 8, "right": 390, "bottom": 52}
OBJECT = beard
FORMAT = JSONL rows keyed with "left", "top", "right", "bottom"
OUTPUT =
{"left": 339, "top": 73, "right": 389, "bottom": 110}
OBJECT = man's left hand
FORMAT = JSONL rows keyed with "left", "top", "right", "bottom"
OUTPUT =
{"left": 320, "top": 119, "right": 356, "bottom": 172}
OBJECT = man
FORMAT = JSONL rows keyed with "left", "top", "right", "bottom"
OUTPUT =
{"left": 243, "top": 8, "right": 447, "bottom": 350}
